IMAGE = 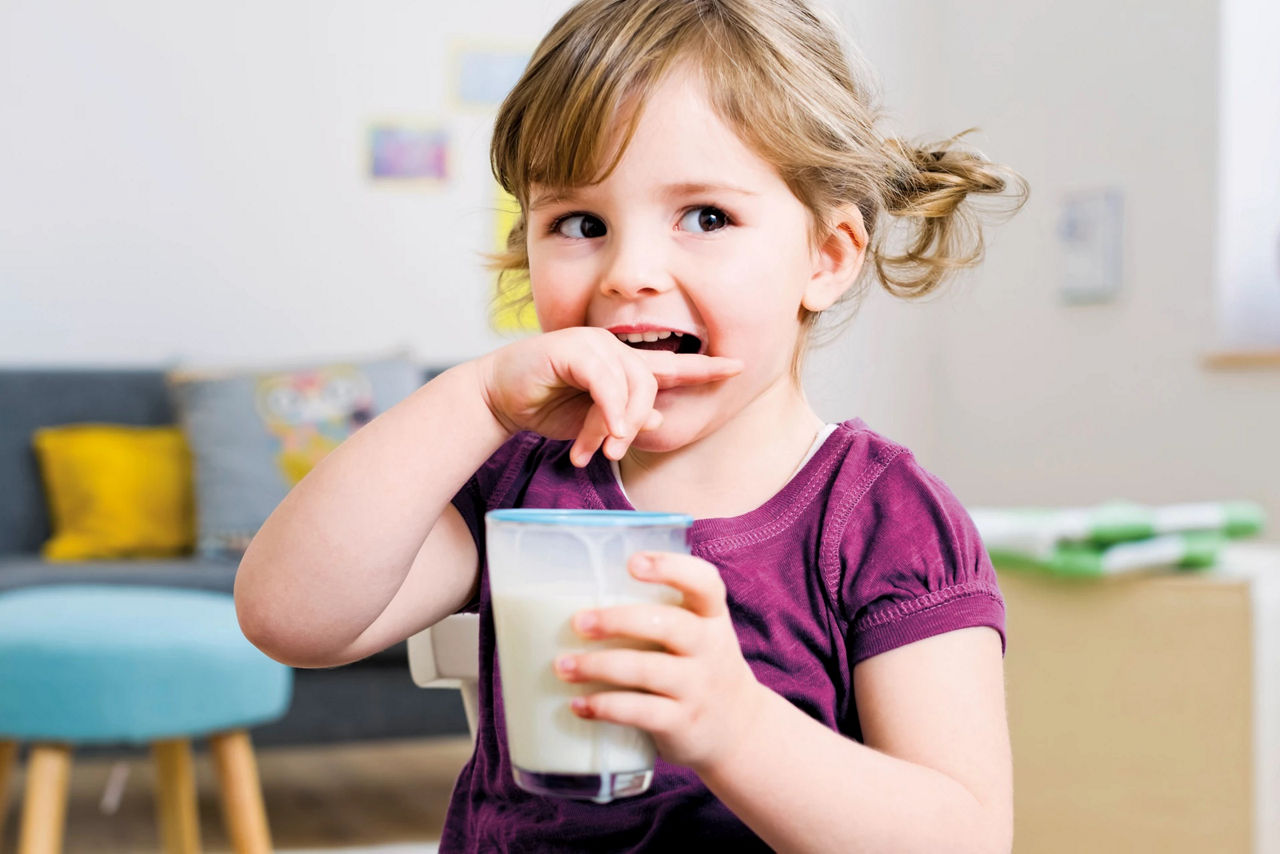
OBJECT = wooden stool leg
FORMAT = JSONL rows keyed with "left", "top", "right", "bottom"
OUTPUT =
{"left": 152, "top": 738, "right": 202, "bottom": 854}
{"left": 208, "top": 730, "right": 272, "bottom": 854}
{"left": 17, "top": 743, "right": 71, "bottom": 854}
{"left": 0, "top": 740, "right": 17, "bottom": 845}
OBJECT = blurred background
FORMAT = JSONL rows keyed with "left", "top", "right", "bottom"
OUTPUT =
{"left": 3, "top": 0, "right": 1278, "bottom": 525}
{"left": 1, "top": 0, "right": 1278, "bottom": 852}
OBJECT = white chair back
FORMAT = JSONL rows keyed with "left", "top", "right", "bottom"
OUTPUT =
{"left": 407, "top": 613, "right": 480, "bottom": 739}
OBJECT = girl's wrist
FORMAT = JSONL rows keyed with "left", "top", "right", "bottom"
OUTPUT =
{"left": 456, "top": 354, "right": 520, "bottom": 439}
{"left": 691, "top": 680, "right": 782, "bottom": 783}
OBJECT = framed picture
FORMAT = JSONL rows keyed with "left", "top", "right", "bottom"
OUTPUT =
{"left": 452, "top": 44, "right": 532, "bottom": 111}
{"left": 367, "top": 123, "right": 448, "bottom": 184}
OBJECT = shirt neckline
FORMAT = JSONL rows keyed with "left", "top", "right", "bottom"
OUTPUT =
{"left": 582, "top": 418, "right": 865, "bottom": 546}
{"left": 608, "top": 422, "right": 838, "bottom": 504}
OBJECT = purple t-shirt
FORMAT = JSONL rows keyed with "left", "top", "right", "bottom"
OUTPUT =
{"left": 441, "top": 418, "right": 1005, "bottom": 852}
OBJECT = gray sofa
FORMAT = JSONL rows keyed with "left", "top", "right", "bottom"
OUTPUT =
{"left": 0, "top": 368, "right": 469, "bottom": 747}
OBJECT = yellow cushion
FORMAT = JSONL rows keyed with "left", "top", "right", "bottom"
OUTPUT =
{"left": 33, "top": 424, "right": 195, "bottom": 561}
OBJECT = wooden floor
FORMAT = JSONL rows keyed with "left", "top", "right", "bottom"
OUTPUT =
{"left": 0, "top": 736, "right": 475, "bottom": 853}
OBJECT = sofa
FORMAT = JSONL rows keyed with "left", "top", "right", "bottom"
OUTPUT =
{"left": 0, "top": 367, "right": 470, "bottom": 748}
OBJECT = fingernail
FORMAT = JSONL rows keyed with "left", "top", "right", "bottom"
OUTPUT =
{"left": 574, "top": 611, "right": 599, "bottom": 634}
{"left": 571, "top": 697, "right": 593, "bottom": 717}
{"left": 631, "top": 554, "right": 656, "bottom": 579}
{"left": 555, "top": 655, "right": 577, "bottom": 675}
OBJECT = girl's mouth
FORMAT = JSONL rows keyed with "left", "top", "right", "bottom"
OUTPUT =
{"left": 613, "top": 330, "right": 704, "bottom": 354}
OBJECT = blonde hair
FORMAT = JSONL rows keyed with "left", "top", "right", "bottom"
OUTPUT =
{"left": 490, "top": 0, "right": 1026, "bottom": 355}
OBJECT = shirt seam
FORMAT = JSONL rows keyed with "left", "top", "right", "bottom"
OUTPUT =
{"left": 817, "top": 443, "right": 909, "bottom": 604}
{"left": 853, "top": 579, "right": 1005, "bottom": 633}
{"left": 697, "top": 425, "right": 874, "bottom": 556}
{"left": 696, "top": 450, "right": 841, "bottom": 556}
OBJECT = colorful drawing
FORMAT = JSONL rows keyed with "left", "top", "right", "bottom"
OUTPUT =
{"left": 368, "top": 124, "right": 448, "bottom": 182}
{"left": 255, "top": 366, "right": 374, "bottom": 486}
{"left": 490, "top": 187, "right": 539, "bottom": 334}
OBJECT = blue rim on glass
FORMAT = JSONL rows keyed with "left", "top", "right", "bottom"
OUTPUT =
{"left": 486, "top": 509, "right": 692, "bottom": 527}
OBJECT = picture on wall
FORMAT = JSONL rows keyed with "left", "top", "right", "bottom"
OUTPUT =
{"left": 367, "top": 123, "right": 448, "bottom": 184}
{"left": 453, "top": 45, "right": 532, "bottom": 109}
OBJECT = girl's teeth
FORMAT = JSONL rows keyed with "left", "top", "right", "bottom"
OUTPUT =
{"left": 618, "top": 331, "right": 678, "bottom": 343}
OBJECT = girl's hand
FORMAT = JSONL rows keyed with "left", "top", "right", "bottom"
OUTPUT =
{"left": 554, "top": 551, "right": 770, "bottom": 774}
{"left": 477, "top": 328, "right": 743, "bottom": 466}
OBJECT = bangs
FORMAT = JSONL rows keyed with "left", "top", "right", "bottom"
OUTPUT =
{"left": 488, "top": 0, "right": 878, "bottom": 271}
{"left": 491, "top": 1, "right": 722, "bottom": 202}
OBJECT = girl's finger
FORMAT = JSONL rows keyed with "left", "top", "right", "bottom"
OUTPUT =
{"left": 570, "top": 690, "right": 682, "bottom": 736}
{"left": 570, "top": 403, "right": 612, "bottom": 467}
{"left": 556, "top": 648, "right": 690, "bottom": 698}
{"left": 637, "top": 352, "right": 744, "bottom": 389}
{"left": 601, "top": 434, "right": 628, "bottom": 461}
{"left": 620, "top": 350, "right": 660, "bottom": 438}
{"left": 602, "top": 353, "right": 660, "bottom": 459}
{"left": 559, "top": 346, "right": 631, "bottom": 438}
{"left": 630, "top": 552, "right": 729, "bottom": 618}
{"left": 573, "top": 601, "right": 702, "bottom": 654}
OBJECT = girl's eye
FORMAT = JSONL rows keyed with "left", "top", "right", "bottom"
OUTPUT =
{"left": 554, "top": 214, "right": 607, "bottom": 239}
{"left": 679, "top": 206, "right": 731, "bottom": 233}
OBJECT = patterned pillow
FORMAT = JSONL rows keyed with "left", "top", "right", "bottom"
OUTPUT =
{"left": 168, "top": 357, "right": 421, "bottom": 559}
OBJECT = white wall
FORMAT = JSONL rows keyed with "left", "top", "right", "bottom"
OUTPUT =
{"left": 810, "top": 0, "right": 1280, "bottom": 533}
{"left": 0, "top": 0, "right": 946, "bottom": 459}
{"left": 0, "top": 0, "right": 574, "bottom": 368}
{"left": 916, "top": 0, "right": 1280, "bottom": 530}
{"left": 804, "top": 0, "right": 945, "bottom": 464}
{"left": 3, "top": 0, "right": 1276, "bottom": 531}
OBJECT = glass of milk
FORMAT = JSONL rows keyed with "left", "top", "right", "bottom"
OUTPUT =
{"left": 486, "top": 508, "right": 693, "bottom": 804}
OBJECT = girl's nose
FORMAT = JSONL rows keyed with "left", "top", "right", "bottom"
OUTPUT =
{"left": 598, "top": 234, "right": 674, "bottom": 300}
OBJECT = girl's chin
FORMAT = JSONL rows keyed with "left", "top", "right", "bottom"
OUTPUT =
{"left": 626, "top": 429, "right": 671, "bottom": 453}
{"left": 631, "top": 386, "right": 733, "bottom": 453}
{"left": 629, "top": 415, "right": 706, "bottom": 455}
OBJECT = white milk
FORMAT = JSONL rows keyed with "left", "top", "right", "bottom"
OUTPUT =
{"left": 492, "top": 587, "right": 658, "bottom": 775}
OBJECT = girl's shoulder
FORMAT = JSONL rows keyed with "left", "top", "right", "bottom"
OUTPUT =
{"left": 827, "top": 417, "right": 914, "bottom": 473}
{"left": 821, "top": 418, "right": 938, "bottom": 507}
{"left": 821, "top": 420, "right": 1004, "bottom": 662}
{"left": 825, "top": 417, "right": 976, "bottom": 540}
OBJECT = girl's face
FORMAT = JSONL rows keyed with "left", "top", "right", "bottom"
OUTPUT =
{"left": 525, "top": 68, "right": 856, "bottom": 451}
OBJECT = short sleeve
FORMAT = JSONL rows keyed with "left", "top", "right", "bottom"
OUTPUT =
{"left": 838, "top": 452, "right": 1005, "bottom": 665}
{"left": 450, "top": 431, "right": 546, "bottom": 550}
{"left": 449, "top": 431, "right": 543, "bottom": 612}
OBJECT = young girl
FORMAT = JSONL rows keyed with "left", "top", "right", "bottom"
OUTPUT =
{"left": 237, "top": 0, "right": 1024, "bottom": 850}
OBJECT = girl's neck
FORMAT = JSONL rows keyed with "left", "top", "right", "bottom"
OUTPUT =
{"left": 619, "top": 380, "right": 825, "bottom": 519}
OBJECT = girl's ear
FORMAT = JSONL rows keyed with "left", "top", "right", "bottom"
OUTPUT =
{"left": 803, "top": 205, "right": 868, "bottom": 312}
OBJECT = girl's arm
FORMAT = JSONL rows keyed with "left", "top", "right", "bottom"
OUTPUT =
{"left": 236, "top": 330, "right": 743, "bottom": 669}
{"left": 701, "top": 627, "right": 1012, "bottom": 854}
{"left": 560, "top": 553, "right": 1012, "bottom": 854}
{"left": 235, "top": 360, "right": 508, "bottom": 668}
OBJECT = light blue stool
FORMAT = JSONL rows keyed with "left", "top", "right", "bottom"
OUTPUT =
{"left": 0, "top": 585, "right": 292, "bottom": 854}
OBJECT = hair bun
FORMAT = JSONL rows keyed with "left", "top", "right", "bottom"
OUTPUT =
{"left": 873, "top": 132, "right": 1028, "bottom": 299}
